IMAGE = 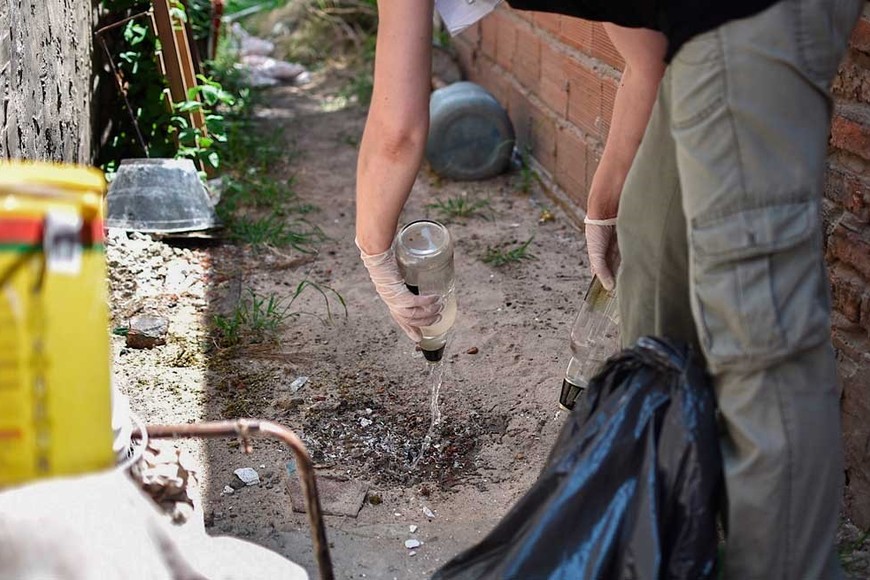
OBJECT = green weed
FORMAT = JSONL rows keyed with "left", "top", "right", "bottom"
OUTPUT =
{"left": 483, "top": 236, "right": 537, "bottom": 267}
{"left": 227, "top": 214, "right": 326, "bottom": 252}
{"left": 212, "top": 283, "right": 346, "bottom": 348}
{"left": 516, "top": 146, "right": 542, "bottom": 194}
{"left": 427, "top": 195, "right": 491, "bottom": 221}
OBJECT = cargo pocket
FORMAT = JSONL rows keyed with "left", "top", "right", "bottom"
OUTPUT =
{"left": 689, "top": 201, "right": 830, "bottom": 372}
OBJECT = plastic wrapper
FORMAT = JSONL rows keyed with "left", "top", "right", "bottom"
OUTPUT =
{"left": 433, "top": 336, "right": 722, "bottom": 579}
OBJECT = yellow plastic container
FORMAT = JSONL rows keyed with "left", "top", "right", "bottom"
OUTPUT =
{"left": 0, "top": 162, "right": 114, "bottom": 486}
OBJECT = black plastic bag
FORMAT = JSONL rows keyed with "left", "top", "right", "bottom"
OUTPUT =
{"left": 433, "top": 337, "right": 722, "bottom": 580}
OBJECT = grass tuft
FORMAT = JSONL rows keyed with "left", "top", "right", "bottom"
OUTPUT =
{"left": 482, "top": 237, "right": 537, "bottom": 267}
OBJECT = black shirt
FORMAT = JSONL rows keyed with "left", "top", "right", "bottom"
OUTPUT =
{"left": 505, "top": 0, "right": 781, "bottom": 61}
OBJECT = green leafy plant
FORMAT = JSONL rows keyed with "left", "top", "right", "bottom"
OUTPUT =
{"left": 427, "top": 195, "right": 491, "bottom": 220}
{"left": 213, "top": 284, "right": 347, "bottom": 347}
{"left": 227, "top": 215, "right": 326, "bottom": 252}
{"left": 483, "top": 237, "right": 537, "bottom": 267}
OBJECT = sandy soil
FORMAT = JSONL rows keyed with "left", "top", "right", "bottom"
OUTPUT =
{"left": 108, "top": 70, "right": 870, "bottom": 579}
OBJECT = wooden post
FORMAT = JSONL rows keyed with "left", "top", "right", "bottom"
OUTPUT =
{"left": 151, "top": 0, "right": 207, "bottom": 137}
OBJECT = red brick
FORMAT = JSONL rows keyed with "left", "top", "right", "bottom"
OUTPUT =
{"left": 599, "top": 75, "right": 619, "bottom": 139}
{"left": 850, "top": 15, "right": 870, "bottom": 55}
{"left": 825, "top": 160, "right": 870, "bottom": 223}
{"left": 555, "top": 126, "right": 589, "bottom": 207}
{"left": 457, "top": 20, "right": 481, "bottom": 46}
{"left": 506, "top": 82, "right": 530, "bottom": 139}
{"left": 480, "top": 11, "right": 498, "bottom": 58}
{"left": 477, "top": 57, "right": 509, "bottom": 107}
{"left": 831, "top": 106, "right": 870, "bottom": 161}
{"left": 591, "top": 23, "right": 625, "bottom": 71}
{"left": 833, "top": 55, "right": 870, "bottom": 105}
{"left": 534, "top": 13, "right": 560, "bottom": 35}
{"left": 565, "top": 59, "right": 603, "bottom": 139}
{"left": 529, "top": 100, "right": 557, "bottom": 171}
{"left": 827, "top": 215, "right": 870, "bottom": 280}
{"left": 513, "top": 23, "right": 541, "bottom": 94}
{"left": 830, "top": 263, "right": 866, "bottom": 324}
{"left": 559, "top": 17, "right": 593, "bottom": 54}
{"left": 494, "top": 12, "right": 517, "bottom": 70}
{"left": 540, "top": 42, "right": 569, "bottom": 118}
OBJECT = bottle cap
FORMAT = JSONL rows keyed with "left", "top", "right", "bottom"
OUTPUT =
{"left": 423, "top": 346, "right": 446, "bottom": 362}
{"left": 559, "top": 379, "right": 585, "bottom": 411}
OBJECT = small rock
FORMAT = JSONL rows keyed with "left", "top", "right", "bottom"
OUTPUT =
{"left": 368, "top": 493, "right": 382, "bottom": 505}
{"left": 228, "top": 477, "right": 246, "bottom": 491}
{"left": 422, "top": 506, "right": 435, "bottom": 519}
{"left": 233, "top": 467, "right": 260, "bottom": 486}
{"left": 408, "top": 551, "right": 417, "bottom": 557}
{"left": 275, "top": 396, "right": 304, "bottom": 411}
{"left": 126, "top": 315, "right": 169, "bottom": 349}
{"left": 515, "top": 453, "right": 525, "bottom": 460}
{"left": 222, "top": 485, "right": 235, "bottom": 495}
{"left": 289, "top": 376, "right": 309, "bottom": 393}
{"left": 359, "top": 417, "right": 373, "bottom": 428}
{"left": 466, "top": 347, "right": 479, "bottom": 355}
{"left": 409, "top": 525, "right": 418, "bottom": 533}
{"left": 394, "top": 512, "right": 402, "bottom": 517}
{"left": 405, "top": 539, "right": 421, "bottom": 549}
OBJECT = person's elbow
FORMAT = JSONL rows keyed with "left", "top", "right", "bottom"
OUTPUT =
{"left": 366, "top": 115, "right": 429, "bottom": 165}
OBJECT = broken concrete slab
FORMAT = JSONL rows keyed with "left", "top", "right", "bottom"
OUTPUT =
{"left": 285, "top": 474, "right": 368, "bottom": 518}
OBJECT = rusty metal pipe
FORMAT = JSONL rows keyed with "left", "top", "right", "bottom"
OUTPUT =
{"left": 132, "top": 419, "right": 333, "bottom": 580}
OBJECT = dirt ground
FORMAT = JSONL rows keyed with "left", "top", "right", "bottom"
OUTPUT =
{"left": 108, "top": 70, "right": 870, "bottom": 579}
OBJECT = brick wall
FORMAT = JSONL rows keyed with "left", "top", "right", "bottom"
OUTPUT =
{"left": 0, "top": 0, "right": 94, "bottom": 162}
{"left": 453, "top": 5, "right": 870, "bottom": 528}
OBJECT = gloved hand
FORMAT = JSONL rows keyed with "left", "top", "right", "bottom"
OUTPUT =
{"left": 357, "top": 240, "right": 442, "bottom": 342}
{"left": 584, "top": 216, "right": 618, "bottom": 291}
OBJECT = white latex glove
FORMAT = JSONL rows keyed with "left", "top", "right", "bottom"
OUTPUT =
{"left": 584, "top": 216, "right": 618, "bottom": 291}
{"left": 357, "top": 240, "right": 442, "bottom": 342}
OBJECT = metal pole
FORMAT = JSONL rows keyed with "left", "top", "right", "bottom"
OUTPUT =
{"left": 133, "top": 419, "right": 334, "bottom": 580}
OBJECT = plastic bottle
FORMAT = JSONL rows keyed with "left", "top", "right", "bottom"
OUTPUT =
{"left": 559, "top": 277, "right": 620, "bottom": 411}
{"left": 395, "top": 220, "right": 457, "bottom": 362}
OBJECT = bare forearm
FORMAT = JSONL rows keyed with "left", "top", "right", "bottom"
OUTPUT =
{"left": 588, "top": 25, "right": 666, "bottom": 219}
{"left": 354, "top": 0, "right": 433, "bottom": 255}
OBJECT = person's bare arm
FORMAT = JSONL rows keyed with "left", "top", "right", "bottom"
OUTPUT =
{"left": 354, "top": 1, "right": 441, "bottom": 342}
{"left": 585, "top": 24, "right": 666, "bottom": 289}
{"left": 355, "top": 0, "right": 434, "bottom": 254}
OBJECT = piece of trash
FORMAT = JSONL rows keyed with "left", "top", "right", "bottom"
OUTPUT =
{"left": 410, "top": 525, "right": 419, "bottom": 533}
{"left": 405, "top": 539, "right": 422, "bottom": 549}
{"left": 539, "top": 208, "right": 556, "bottom": 223}
{"left": 409, "top": 551, "right": 418, "bottom": 557}
{"left": 126, "top": 315, "right": 169, "bottom": 349}
{"left": 233, "top": 467, "right": 260, "bottom": 486}
{"left": 466, "top": 347, "right": 479, "bottom": 355}
{"left": 368, "top": 494, "right": 382, "bottom": 505}
{"left": 289, "top": 376, "right": 309, "bottom": 393}
{"left": 394, "top": 512, "right": 402, "bottom": 517}
{"left": 222, "top": 485, "right": 234, "bottom": 495}
{"left": 286, "top": 460, "right": 297, "bottom": 476}
{"left": 359, "top": 417, "right": 373, "bottom": 428}
{"left": 423, "top": 506, "right": 435, "bottom": 519}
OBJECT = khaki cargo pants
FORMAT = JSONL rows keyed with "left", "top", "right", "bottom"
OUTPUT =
{"left": 616, "top": 1, "right": 863, "bottom": 578}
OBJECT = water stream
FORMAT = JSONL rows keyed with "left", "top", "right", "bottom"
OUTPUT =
{"left": 410, "top": 360, "right": 445, "bottom": 470}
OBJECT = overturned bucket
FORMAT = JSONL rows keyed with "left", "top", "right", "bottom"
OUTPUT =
{"left": 106, "top": 158, "right": 220, "bottom": 233}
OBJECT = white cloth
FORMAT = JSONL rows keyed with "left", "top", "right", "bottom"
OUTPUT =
{"left": 435, "top": 0, "right": 503, "bottom": 36}
{"left": 0, "top": 471, "right": 308, "bottom": 580}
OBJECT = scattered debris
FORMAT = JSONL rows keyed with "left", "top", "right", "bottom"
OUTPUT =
{"left": 368, "top": 494, "right": 382, "bottom": 506}
{"left": 466, "top": 347, "right": 479, "bottom": 355}
{"left": 233, "top": 467, "right": 261, "bottom": 487}
{"left": 288, "top": 376, "right": 309, "bottom": 393}
{"left": 405, "top": 539, "right": 422, "bottom": 549}
{"left": 126, "top": 315, "right": 169, "bottom": 349}
{"left": 539, "top": 208, "right": 555, "bottom": 223}
{"left": 409, "top": 551, "right": 418, "bottom": 557}
{"left": 222, "top": 486, "right": 235, "bottom": 495}
{"left": 359, "top": 417, "right": 373, "bottom": 428}
{"left": 409, "top": 525, "right": 418, "bottom": 533}
{"left": 286, "top": 460, "right": 297, "bottom": 476}
{"left": 422, "top": 506, "right": 436, "bottom": 519}
{"left": 129, "top": 441, "right": 197, "bottom": 524}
